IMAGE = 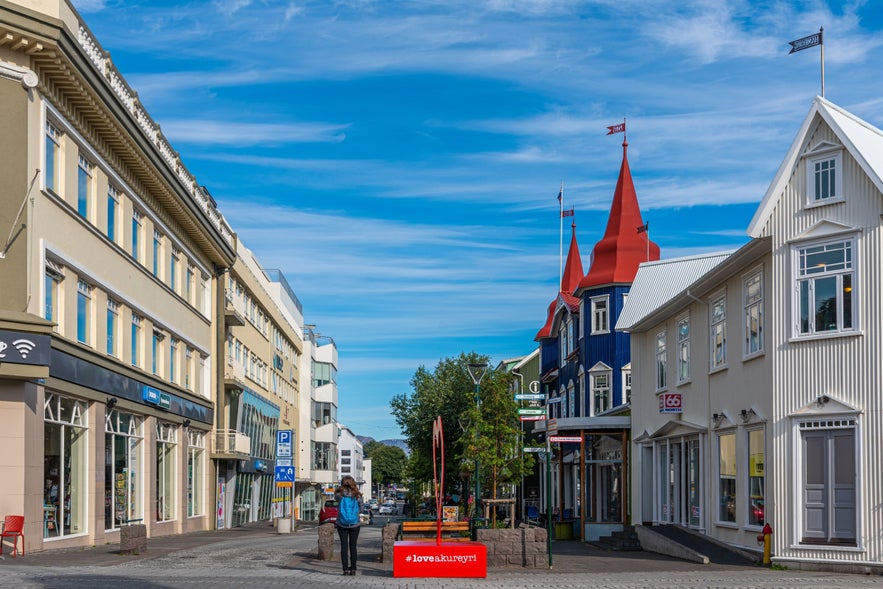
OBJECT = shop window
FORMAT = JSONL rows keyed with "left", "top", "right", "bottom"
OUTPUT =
{"left": 156, "top": 422, "right": 177, "bottom": 522}
{"left": 105, "top": 410, "right": 143, "bottom": 530}
{"left": 44, "top": 393, "right": 88, "bottom": 539}
{"left": 187, "top": 430, "right": 205, "bottom": 517}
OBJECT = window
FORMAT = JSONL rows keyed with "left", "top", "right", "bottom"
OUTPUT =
{"left": 156, "top": 422, "right": 177, "bottom": 522}
{"left": 567, "top": 382, "right": 575, "bottom": 417}
{"left": 76, "top": 279, "right": 92, "bottom": 345}
{"left": 622, "top": 366, "right": 632, "bottom": 405}
{"left": 44, "top": 262, "right": 64, "bottom": 324}
{"left": 131, "top": 315, "right": 142, "bottom": 367}
{"left": 711, "top": 294, "right": 727, "bottom": 369}
{"left": 152, "top": 331, "right": 163, "bottom": 376}
{"left": 591, "top": 296, "right": 609, "bottom": 334}
{"left": 107, "top": 186, "right": 119, "bottom": 243}
{"left": 153, "top": 231, "right": 162, "bottom": 277}
{"left": 131, "top": 210, "right": 143, "bottom": 262}
{"left": 655, "top": 331, "right": 667, "bottom": 390}
{"left": 312, "top": 361, "right": 336, "bottom": 388}
{"left": 106, "top": 299, "right": 119, "bottom": 357}
{"left": 795, "top": 239, "right": 855, "bottom": 336}
{"left": 806, "top": 151, "right": 842, "bottom": 204}
{"left": 567, "top": 319, "right": 575, "bottom": 354}
{"left": 169, "top": 337, "right": 178, "bottom": 383}
{"left": 77, "top": 155, "right": 93, "bottom": 219}
{"left": 591, "top": 371, "right": 611, "bottom": 415}
{"left": 105, "top": 410, "right": 143, "bottom": 530}
{"left": 747, "top": 428, "right": 765, "bottom": 527}
{"left": 312, "top": 441, "right": 336, "bottom": 470}
{"left": 170, "top": 248, "right": 179, "bottom": 292}
{"left": 743, "top": 271, "right": 764, "bottom": 356}
{"left": 44, "top": 393, "right": 88, "bottom": 538}
{"left": 186, "top": 264, "right": 195, "bottom": 304}
{"left": 184, "top": 346, "right": 193, "bottom": 390}
{"left": 718, "top": 432, "right": 736, "bottom": 523}
{"left": 677, "top": 317, "right": 690, "bottom": 383}
{"left": 187, "top": 430, "right": 205, "bottom": 517}
{"left": 45, "top": 122, "right": 61, "bottom": 193}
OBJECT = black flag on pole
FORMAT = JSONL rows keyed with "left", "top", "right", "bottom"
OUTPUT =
{"left": 789, "top": 30, "right": 823, "bottom": 54}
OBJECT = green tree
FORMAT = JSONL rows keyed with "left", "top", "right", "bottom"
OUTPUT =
{"left": 390, "top": 352, "right": 487, "bottom": 501}
{"left": 369, "top": 444, "right": 408, "bottom": 487}
{"left": 459, "top": 369, "right": 534, "bottom": 522}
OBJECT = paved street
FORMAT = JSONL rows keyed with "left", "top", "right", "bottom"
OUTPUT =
{"left": 2, "top": 522, "right": 883, "bottom": 589}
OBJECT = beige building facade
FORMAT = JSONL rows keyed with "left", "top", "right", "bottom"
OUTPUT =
{"left": 0, "top": 0, "right": 235, "bottom": 552}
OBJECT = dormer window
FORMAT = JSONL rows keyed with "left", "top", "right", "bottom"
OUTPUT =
{"left": 804, "top": 142, "right": 843, "bottom": 206}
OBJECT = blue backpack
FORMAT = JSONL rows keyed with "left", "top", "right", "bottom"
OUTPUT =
{"left": 338, "top": 495, "right": 359, "bottom": 526}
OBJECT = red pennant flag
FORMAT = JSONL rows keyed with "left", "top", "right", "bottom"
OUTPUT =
{"left": 606, "top": 122, "right": 626, "bottom": 135}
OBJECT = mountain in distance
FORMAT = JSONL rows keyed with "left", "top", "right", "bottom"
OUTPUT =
{"left": 357, "top": 436, "right": 410, "bottom": 456}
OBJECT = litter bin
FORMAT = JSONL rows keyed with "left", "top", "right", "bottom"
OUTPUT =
{"left": 277, "top": 517, "right": 292, "bottom": 534}
{"left": 471, "top": 517, "right": 488, "bottom": 540}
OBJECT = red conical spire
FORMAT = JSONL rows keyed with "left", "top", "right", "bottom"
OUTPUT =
{"left": 577, "top": 140, "right": 659, "bottom": 292}
{"left": 536, "top": 222, "right": 584, "bottom": 340}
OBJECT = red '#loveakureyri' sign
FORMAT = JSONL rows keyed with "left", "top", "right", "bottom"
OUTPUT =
{"left": 393, "top": 541, "right": 487, "bottom": 578}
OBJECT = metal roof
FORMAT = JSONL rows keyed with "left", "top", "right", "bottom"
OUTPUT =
{"left": 615, "top": 250, "right": 734, "bottom": 332}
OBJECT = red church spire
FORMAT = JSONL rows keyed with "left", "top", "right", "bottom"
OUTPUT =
{"left": 536, "top": 222, "right": 583, "bottom": 340}
{"left": 577, "top": 140, "right": 659, "bottom": 293}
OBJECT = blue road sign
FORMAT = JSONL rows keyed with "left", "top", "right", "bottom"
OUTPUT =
{"left": 276, "top": 430, "right": 292, "bottom": 458}
{"left": 274, "top": 465, "right": 295, "bottom": 483}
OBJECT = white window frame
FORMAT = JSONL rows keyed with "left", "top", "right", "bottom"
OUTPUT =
{"left": 621, "top": 364, "right": 632, "bottom": 405}
{"left": 743, "top": 268, "right": 764, "bottom": 358}
{"left": 76, "top": 279, "right": 92, "bottom": 346}
{"left": 591, "top": 295, "right": 610, "bottom": 335}
{"left": 792, "top": 236, "right": 857, "bottom": 338}
{"left": 676, "top": 315, "right": 690, "bottom": 384}
{"left": 590, "top": 368, "right": 611, "bottom": 416}
{"left": 805, "top": 147, "right": 843, "bottom": 206}
{"left": 710, "top": 292, "right": 727, "bottom": 370}
{"left": 655, "top": 331, "right": 667, "bottom": 391}
{"left": 156, "top": 421, "right": 177, "bottom": 523}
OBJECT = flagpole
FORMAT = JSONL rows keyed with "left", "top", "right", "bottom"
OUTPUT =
{"left": 558, "top": 182, "right": 564, "bottom": 288}
{"left": 819, "top": 27, "right": 825, "bottom": 98}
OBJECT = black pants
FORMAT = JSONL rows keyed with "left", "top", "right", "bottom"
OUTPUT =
{"left": 336, "top": 525, "right": 360, "bottom": 571}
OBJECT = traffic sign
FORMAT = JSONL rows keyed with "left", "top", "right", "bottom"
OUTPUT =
{"left": 274, "top": 465, "right": 295, "bottom": 488}
{"left": 519, "top": 415, "right": 546, "bottom": 421}
{"left": 276, "top": 430, "right": 292, "bottom": 458}
{"left": 523, "top": 446, "right": 546, "bottom": 453}
{"left": 515, "top": 393, "right": 545, "bottom": 401}
{"left": 549, "top": 435, "right": 581, "bottom": 443}
{"left": 518, "top": 408, "right": 546, "bottom": 415}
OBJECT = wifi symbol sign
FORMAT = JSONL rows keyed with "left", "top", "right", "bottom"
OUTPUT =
{"left": 13, "top": 339, "right": 36, "bottom": 359}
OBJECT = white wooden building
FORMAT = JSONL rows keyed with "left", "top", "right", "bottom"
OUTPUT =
{"left": 620, "top": 96, "right": 883, "bottom": 572}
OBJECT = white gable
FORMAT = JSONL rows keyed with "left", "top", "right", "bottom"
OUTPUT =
{"left": 748, "top": 96, "right": 883, "bottom": 238}
{"left": 790, "top": 219, "right": 858, "bottom": 242}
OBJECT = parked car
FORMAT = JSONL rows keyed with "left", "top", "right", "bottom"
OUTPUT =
{"left": 319, "top": 499, "right": 338, "bottom": 524}
{"left": 379, "top": 503, "right": 395, "bottom": 515}
{"left": 367, "top": 498, "right": 379, "bottom": 512}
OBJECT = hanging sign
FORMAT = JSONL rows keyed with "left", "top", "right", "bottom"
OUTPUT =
{"left": 659, "top": 392, "right": 683, "bottom": 413}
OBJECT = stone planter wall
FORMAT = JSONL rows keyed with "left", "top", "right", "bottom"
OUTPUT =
{"left": 381, "top": 524, "right": 547, "bottom": 568}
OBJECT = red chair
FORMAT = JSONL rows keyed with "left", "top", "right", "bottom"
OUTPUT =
{"left": 1, "top": 515, "right": 25, "bottom": 557}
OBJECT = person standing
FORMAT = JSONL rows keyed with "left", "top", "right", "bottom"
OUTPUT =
{"left": 334, "top": 475, "right": 362, "bottom": 576}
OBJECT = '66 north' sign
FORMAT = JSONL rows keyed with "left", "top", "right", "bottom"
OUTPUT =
{"left": 659, "top": 392, "right": 682, "bottom": 413}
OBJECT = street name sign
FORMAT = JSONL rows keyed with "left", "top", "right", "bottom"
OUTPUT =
{"left": 549, "top": 435, "right": 581, "bottom": 443}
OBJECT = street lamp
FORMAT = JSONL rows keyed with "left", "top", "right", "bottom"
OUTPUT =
{"left": 466, "top": 362, "right": 489, "bottom": 520}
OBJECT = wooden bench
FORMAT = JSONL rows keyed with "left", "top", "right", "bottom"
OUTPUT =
{"left": 399, "top": 520, "right": 471, "bottom": 542}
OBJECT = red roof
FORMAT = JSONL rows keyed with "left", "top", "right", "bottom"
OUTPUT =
{"left": 577, "top": 140, "right": 659, "bottom": 292}
{"left": 535, "top": 223, "right": 584, "bottom": 340}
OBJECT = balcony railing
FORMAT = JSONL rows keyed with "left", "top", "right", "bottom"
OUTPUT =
{"left": 214, "top": 429, "right": 251, "bottom": 455}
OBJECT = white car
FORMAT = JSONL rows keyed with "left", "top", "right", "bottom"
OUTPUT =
{"left": 378, "top": 504, "right": 395, "bottom": 515}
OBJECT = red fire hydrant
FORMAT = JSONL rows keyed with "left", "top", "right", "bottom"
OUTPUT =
{"left": 756, "top": 523, "right": 772, "bottom": 564}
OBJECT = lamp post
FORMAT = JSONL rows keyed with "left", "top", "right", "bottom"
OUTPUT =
{"left": 467, "top": 362, "right": 489, "bottom": 519}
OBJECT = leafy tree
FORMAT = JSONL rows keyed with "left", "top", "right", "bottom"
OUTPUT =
{"left": 459, "top": 369, "right": 534, "bottom": 521}
{"left": 390, "top": 352, "right": 487, "bottom": 501}
{"left": 391, "top": 352, "right": 533, "bottom": 521}
{"left": 369, "top": 444, "right": 408, "bottom": 487}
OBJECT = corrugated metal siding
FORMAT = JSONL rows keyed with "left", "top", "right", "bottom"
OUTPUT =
{"left": 768, "top": 116, "right": 883, "bottom": 564}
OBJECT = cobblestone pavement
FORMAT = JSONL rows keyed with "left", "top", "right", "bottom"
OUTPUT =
{"left": 2, "top": 522, "right": 883, "bottom": 589}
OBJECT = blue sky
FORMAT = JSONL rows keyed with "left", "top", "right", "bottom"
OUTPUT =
{"left": 72, "top": 0, "right": 883, "bottom": 441}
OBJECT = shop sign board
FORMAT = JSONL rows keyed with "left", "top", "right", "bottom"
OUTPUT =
{"left": 659, "top": 392, "right": 683, "bottom": 413}
{"left": 549, "top": 435, "right": 581, "bottom": 443}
